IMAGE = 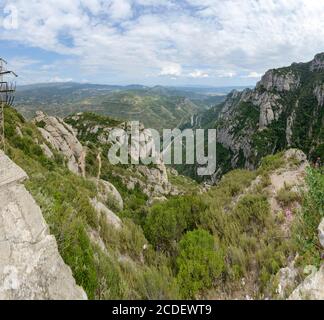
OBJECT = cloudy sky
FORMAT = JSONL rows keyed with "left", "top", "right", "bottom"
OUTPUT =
{"left": 0, "top": 0, "right": 324, "bottom": 86}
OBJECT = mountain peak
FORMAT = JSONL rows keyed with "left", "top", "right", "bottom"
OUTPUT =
{"left": 310, "top": 52, "right": 324, "bottom": 71}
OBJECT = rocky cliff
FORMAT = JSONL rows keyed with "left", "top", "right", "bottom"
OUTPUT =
{"left": 65, "top": 112, "right": 180, "bottom": 199}
{"left": 0, "top": 151, "right": 86, "bottom": 300}
{"left": 195, "top": 53, "right": 324, "bottom": 182}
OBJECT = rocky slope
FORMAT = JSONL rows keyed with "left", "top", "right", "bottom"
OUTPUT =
{"left": 64, "top": 112, "right": 181, "bottom": 199}
{"left": 288, "top": 218, "right": 324, "bottom": 300}
{"left": 0, "top": 151, "right": 86, "bottom": 300}
{"left": 192, "top": 53, "right": 324, "bottom": 182}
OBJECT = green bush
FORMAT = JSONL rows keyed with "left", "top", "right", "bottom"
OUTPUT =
{"left": 144, "top": 196, "right": 205, "bottom": 252}
{"left": 176, "top": 229, "right": 224, "bottom": 299}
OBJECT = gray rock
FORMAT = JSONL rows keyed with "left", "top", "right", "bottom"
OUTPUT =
{"left": 310, "top": 53, "right": 324, "bottom": 72}
{"left": 0, "top": 152, "right": 27, "bottom": 188}
{"left": 0, "top": 152, "right": 87, "bottom": 300}
{"left": 276, "top": 264, "right": 299, "bottom": 299}
{"left": 319, "top": 219, "right": 324, "bottom": 249}
{"left": 257, "top": 70, "right": 300, "bottom": 92}
{"left": 90, "top": 198, "right": 122, "bottom": 230}
{"left": 96, "top": 179, "right": 124, "bottom": 212}
{"left": 288, "top": 265, "right": 324, "bottom": 300}
{"left": 34, "top": 111, "right": 86, "bottom": 177}
{"left": 314, "top": 84, "right": 324, "bottom": 107}
{"left": 40, "top": 143, "right": 54, "bottom": 159}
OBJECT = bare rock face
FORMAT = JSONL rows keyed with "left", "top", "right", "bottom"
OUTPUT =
{"left": 0, "top": 152, "right": 86, "bottom": 300}
{"left": 310, "top": 53, "right": 324, "bottom": 72}
{"left": 314, "top": 85, "right": 324, "bottom": 107}
{"left": 288, "top": 266, "right": 324, "bottom": 300}
{"left": 252, "top": 91, "right": 283, "bottom": 129}
{"left": 34, "top": 111, "right": 86, "bottom": 177}
{"left": 257, "top": 70, "right": 300, "bottom": 92}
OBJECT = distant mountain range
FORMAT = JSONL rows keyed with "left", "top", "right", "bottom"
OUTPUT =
{"left": 14, "top": 83, "right": 245, "bottom": 130}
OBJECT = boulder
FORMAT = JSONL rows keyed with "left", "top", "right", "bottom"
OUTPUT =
{"left": 288, "top": 266, "right": 324, "bottom": 300}
{"left": 90, "top": 198, "right": 122, "bottom": 230}
{"left": 96, "top": 179, "right": 124, "bottom": 212}
{"left": 0, "top": 152, "right": 86, "bottom": 300}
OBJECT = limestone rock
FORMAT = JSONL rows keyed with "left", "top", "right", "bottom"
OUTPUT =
{"left": 34, "top": 111, "right": 86, "bottom": 176}
{"left": 288, "top": 265, "right": 324, "bottom": 300}
{"left": 310, "top": 53, "right": 324, "bottom": 72}
{"left": 276, "top": 264, "right": 299, "bottom": 299}
{"left": 90, "top": 198, "right": 122, "bottom": 230}
{"left": 0, "top": 152, "right": 86, "bottom": 300}
{"left": 96, "top": 179, "right": 124, "bottom": 212}
{"left": 286, "top": 109, "right": 296, "bottom": 146}
{"left": 257, "top": 70, "right": 300, "bottom": 92}
{"left": 40, "top": 143, "right": 54, "bottom": 159}
{"left": 314, "top": 84, "right": 324, "bottom": 107}
{"left": 319, "top": 219, "right": 324, "bottom": 249}
{"left": 0, "top": 152, "right": 27, "bottom": 188}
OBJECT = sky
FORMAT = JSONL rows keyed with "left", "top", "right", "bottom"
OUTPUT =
{"left": 0, "top": 0, "right": 324, "bottom": 86}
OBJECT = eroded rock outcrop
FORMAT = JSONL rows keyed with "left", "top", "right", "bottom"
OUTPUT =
{"left": 310, "top": 53, "right": 324, "bottom": 72}
{"left": 0, "top": 151, "right": 86, "bottom": 300}
{"left": 257, "top": 69, "right": 300, "bottom": 92}
{"left": 314, "top": 84, "right": 324, "bottom": 107}
{"left": 288, "top": 216, "right": 324, "bottom": 300}
{"left": 206, "top": 53, "right": 324, "bottom": 181}
{"left": 66, "top": 113, "right": 179, "bottom": 198}
{"left": 34, "top": 111, "right": 86, "bottom": 177}
{"left": 90, "top": 198, "right": 122, "bottom": 230}
{"left": 288, "top": 266, "right": 324, "bottom": 300}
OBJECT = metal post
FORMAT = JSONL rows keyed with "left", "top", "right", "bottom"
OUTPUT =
{"left": 0, "top": 58, "right": 18, "bottom": 153}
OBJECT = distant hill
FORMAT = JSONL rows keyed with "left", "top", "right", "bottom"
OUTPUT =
{"left": 14, "top": 83, "right": 232, "bottom": 130}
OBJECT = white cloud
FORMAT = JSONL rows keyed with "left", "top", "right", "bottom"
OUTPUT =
{"left": 218, "top": 71, "right": 237, "bottom": 78}
{"left": 1, "top": 0, "right": 324, "bottom": 84}
{"left": 159, "top": 63, "right": 182, "bottom": 76}
{"left": 189, "top": 70, "right": 209, "bottom": 78}
{"left": 108, "top": 0, "right": 133, "bottom": 21}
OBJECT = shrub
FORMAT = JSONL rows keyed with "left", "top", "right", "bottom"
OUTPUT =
{"left": 144, "top": 196, "right": 205, "bottom": 252}
{"left": 258, "top": 153, "right": 285, "bottom": 174}
{"left": 233, "top": 194, "right": 270, "bottom": 232}
{"left": 176, "top": 229, "right": 224, "bottom": 299}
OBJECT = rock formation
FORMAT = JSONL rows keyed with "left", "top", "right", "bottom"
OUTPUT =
{"left": 33, "top": 111, "right": 86, "bottom": 177}
{"left": 319, "top": 219, "right": 324, "bottom": 252}
{"left": 288, "top": 265, "right": 324, "bottom": 300}
{"left": 194, "top": 53, "right": 324, "bottom": 182}
{"left": 0, "top": 151, "right": 86, "bottom": 300}
{"left": 288, "top": 217, "right": 324, "bottom": 300}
